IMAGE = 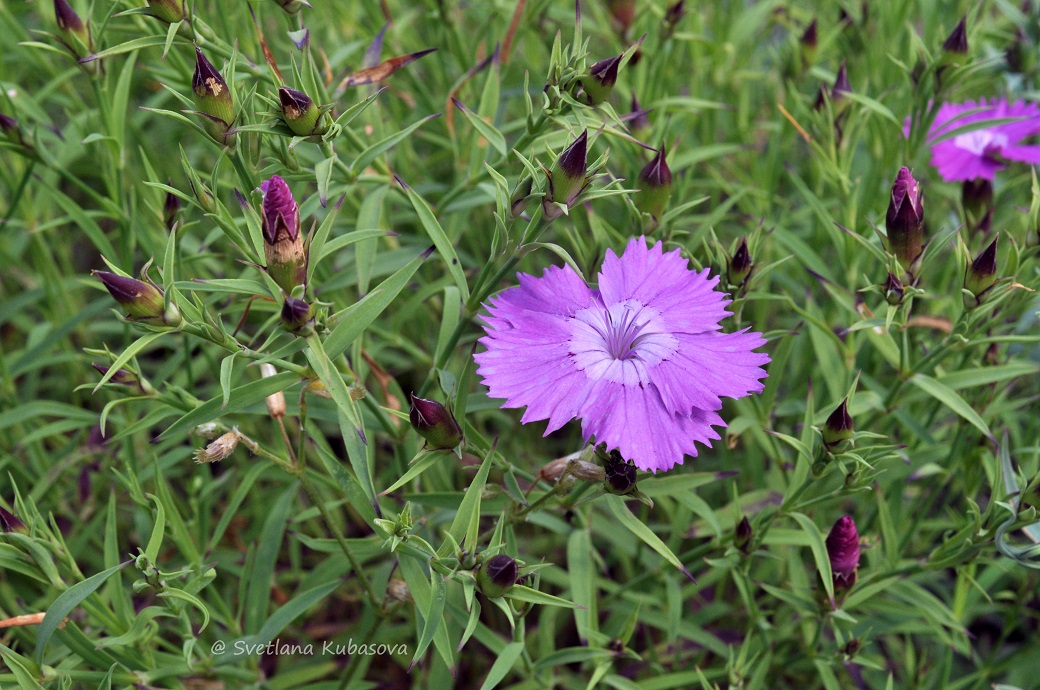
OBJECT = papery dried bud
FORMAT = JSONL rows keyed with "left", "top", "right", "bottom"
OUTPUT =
{"left": 735, "top": 515, "right": 753, "bottom": 553}
{"left": 942, "top": 16, "right": 968, "bottom": 55}
{"left": 883, "top": 272, "right": 904, "bottom": 305}
{"left": 476, "top": 554, "right": 518, "bottom": 598}
{"left": 271, "top": 0, "right": 311, "bottom": 14}
{"left": 281, "top": 296, "right": 313, "bottom": 334}
{"left": 728, "top": 237, "right": 754, "bottom": 288}
{"left": 409, "top": 393, "right": 463, "bottom": 450}
{"left": 885, "top": 167, "right": 925, "bottom": 274}
{"left": 194, "top": 422, "right": 222, "bottom": 439}
{"left": 386, "top": 578, "right": 412, "bottom": 602}
{"left": 539, "top": 457, "right": 605, "bottom": 483}
{"left": 147, "top": 0, "right": 187, "bottom": 23}
{"left": 260, "top": 176, "right": 307, "bottom": 293}
{"left": 278, "top": 87, "right": 327, "bottom": 137}
{"left": 509, "top": 175, "right": 534, "bottom": 218}
{"left": 961, "top": 178, "right": 992, "bottom": 232}
{"left": 192, "top": 46, "right": 236, "bottom": 147}
{"left": 580, "top": 54, "right": 622, "bottom": 106}
{"left": 543, "top": 130, "right": 589, "bottom": 220}
{"left": 636, "top": 146, "right": 672, "bottom": 233}
{"left": 823, "top": 399, "right": 854, "bottom": 453}
{"left": 94, "top": 270, "right": 181, "bottom": 326}
{"left": 0, "top": 505, "right": 27, "bottom": 533}
{"left": 260, "top": 363, "right": 286, "bottom": 419}
{"left": 964, "top": 237, "right": 999, "bottom": 308}
{"left": 825, "top": 515, "right": 860, "bottom": 589}
{"left": 193, "top": 431, "right": 240, "bottom": 463}
{"left": 603, "top": 449, "right": 638, "bottom": 495}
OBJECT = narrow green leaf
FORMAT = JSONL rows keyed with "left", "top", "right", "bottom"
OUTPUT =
{"left": 603, "top": 495, "right": 693, "bottom": 580}
{"left": 395, "top": 179, "right": 470, "bottom": 301}
{"left": 909, "top": 373, "right": 993, "bottom": 440}
{"left": 438, "top": 446, "right": 494, "bottom": 557}
{"left": 410, "top": 572, "right": 447, "bottom": 670}
{"left": 143, "top": 494, "right": 165, "bottom": 563}
{"left": 244, "top": 486, "right": 296, "bottom": 634}
{"left": 506, "top": 585, "right": 579, "bottom": 608}
{"left": 478, "top": 641, "right": 525, "bottom": 690}
{"left": 789, "top": 512, "right": 834, "bottom": 603}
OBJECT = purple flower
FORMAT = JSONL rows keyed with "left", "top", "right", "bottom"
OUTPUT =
{"left": 923, "top": 99, "right": 1040, "bottom": 181}
{"left": 826, "top": 515, "right": 861, "bottom": 583}
{"left": 474, "top": 237, "right": 770, "bottom": 473}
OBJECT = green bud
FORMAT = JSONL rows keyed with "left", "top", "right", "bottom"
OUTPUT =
{"left": 800, "top": 19, "right": 818, "bottom": 68}
{"left": 543, "top": 130, "right": 590, "bottom": 220}
{"left": 409, "top": 393, "right": 463, "bottom": 450}
{"left": 883, "top": 272, "right": 904, "bottom": 306}
{"left": 476, "top": 554, "right": 518, "bottom": 598}
{"left": 53, "top": 0, "right": 93, "bottom": 64}
{"left": 94, "top": 270, "right": 181, "bottom": 327}
{"left": 636, "top": 146, "right": 672, "bottom": 233}
{"left": 822, "top": 398, "right": 854, "bottom": 453}
{"left": 963, "top": 237, "right": 999, "bottom": 308}
{"left": 580, "top": 54, "right": 622, "bottom": 106}
{"left": 278, "top": 86, "right": 327, "bottom": 137}
{"left": 146, "top": 0, "right": 187, "bottom": 23}
{"left": 509, "top": 175, "right": 534, "bottom": 218}
{"left": 192, "top": 46, "right": 236, "bottom": 147}
{"left": 941, "top": 16, "right": 968, "bottom": 58}
{"left": 735, "top": 515, "right": 753, "bottom": 554}
{"left": 727, "top": 236, "right": 754, "bottom": 289}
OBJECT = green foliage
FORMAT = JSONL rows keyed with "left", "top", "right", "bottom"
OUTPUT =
{"left": 2, "top": 1, "right": 1040, "bottom": 689}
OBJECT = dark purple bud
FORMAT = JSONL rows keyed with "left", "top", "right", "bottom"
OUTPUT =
{"left": 823, "top": 398, "right": 854, "bottom": 452}
{"left": 92, "top": 363, "right": 140, "bottom": 388}
{"left": 636, "top": 146, "right": 672, "bottom": 232}
{"left": 261, "top": 176, "right": 306, "bottom": 293}
{"left": 883, "top": 272, "right": 904, "bottom": 305}
{"left": 94, "top": 271, "right": 180, "bottom": 326}
{"left": 54, "top": 0, "right": 86, "bottom": 33}
{"left": 826, "top": 515, "right": 861, "bottom": 589}
{"left": 728, "top": 236, "right": 754, "bottom": 288}
{"left": 661, "top": 0, "right": 686, "bottom": 39}
{"left": 580, "top": 54, "right": 623, "bottom": 106}
{"left": 603, "top": 449, "right": 638, "bottom": 495}
{"left": 0, "top": 505, "right": 26, "bottom": 533}
{"left": 544, "top": 130, "right": 590, "bottom": 220}
{"left": 163, "top": 183, "right": 181, "bottom": 229}
{"left": 192, "top": 46, "right": 236, "bottom": 146}
{"left": 735, "top": 515, "right": 753, "bottom": 553}
{"left": 832, "top": 60, "right": 851, "bottom": 99}
{"left": 964, "top": 237, "right": 999, "bottom": 307}
{"left": 942, "top": 16, "right": 968, "bottom": 55}
{"left": 53, "top": 0, "right": 93, "bottom": 63}
{"left": 280, "top": 296, "right": 313, "bottom": 334}
{"left": 146, "top": 0, "right": 187, "bottom": 23}
{"left": 801, "top": 19, "right": 818, "bottom": 50}
{"left": 409, "top": 393, "right": 463, "bottom": 450}
{"left": 278, "top": 86, "right": 326, "bottom": 137}
{"left": 886, "top": 167, "right": 925, "bottom": 274}
{"left": 628, "top": 94, "right": 652, "bottom": 135}
{"left": 477, "top": 554, "right": 518, "bottom": 598}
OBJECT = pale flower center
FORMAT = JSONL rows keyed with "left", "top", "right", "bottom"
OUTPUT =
{"left": 953, "top": 130, "right": 1009, "bottom": 158}
{"left": 568, "top": 300, "right": 678, "bottom": 385}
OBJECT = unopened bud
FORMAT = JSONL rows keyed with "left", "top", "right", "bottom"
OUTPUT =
{"left": 409, "top": 393, "right": 463, "bottom": 450}
{"left": 728, "top": 237, "right": 754, "bottom": 289}
{"left": 146, "top": 0, "right": 187, "bottom": 23}
{"left": 661, "top": 1, "right": 686, "bottom": 40}
{"left": 193, "top": 431, "right": 240, "bottom": 463}
{"left": 386, "top": 578, "right": 412, "bottom": 602}
{"left": 964, "top": 237, "right": 999, "bottom": 308}
{"left": 735, "top": 515, "right": 753, "bottom": 553}
{"left": 271, "top": 0, "right": 311, "bottom": 14}
{"left": 941, "top": 16, "right": 968, "bottom": 56}
{"left": 883, "top": 272, "right": 904, "bottom": 305}
{"left": 825, "top": 515, "right": 860, "bottom": 592}
{"left": 832, "top": 60, "right": 851, "bottom": 101}
{"left": 509, "top": 175, "right": 534, "bottom": 218}
{"left": 800, "top": 19, "right": 818, "bottom": 67}
{"left": 54, "top": 0, "right": 93, "bottom": 65}
{"left": 628, "top": 95, "right": 652, "bottom": 138}
{"left": 885, "top": 167, "right": 925, "bottom": 276}
{"left": 260, "top": 363, "right": 286, "bottom": 418}
{"left": 822, "top": 398, "right": 854, "bottom": 453}
{"left": 278, "top": 87, "right": 327, "bottom": 137}
{"left": 94, "top": 270, "right": 181, "bottom": 327}
{"left": 580, "top": 54, "right": 622, "bottom": 106}
{"left": 603, "top": 450, "right": 638, "bottom": 495}
{"left": 92, "top": 363, "right": 140, "bottom": 388}
{"left": 0, "top": 505, "right": 27, "bottom": 533}
{"left": 476, "top": 554, "right": 518, "bottom": 598}
{"left": 281, "top": 296, "right": 313, "bottom": 334}
{"left": 543, "top": 130, "right": 590, "bottom": 220}
{"left": 636, "top": 146, "right": 672, "bottom": 233}
{"left": 163, "top": 184, "right": 181, "bottom": 229}
{"left": 192, "top": 46, "right": 236, "bottom": 147}
{"left": 261, "top": 175, "right": 307, "bottom": 293}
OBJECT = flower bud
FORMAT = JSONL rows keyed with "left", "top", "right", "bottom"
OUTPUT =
{"left": 964, "top": 237, "right": 999, "bottom": 308}
{"left": 0, "top": 112, "right": 32, "bottom": 153}
{"left": 822, "top": 398, "right": 854, "bottom": 453}
{"left": 260, "top": 176, "right": 307, "bottom": 294}
{"left": 147, "top": 0, "right": 187, "bottom": 23}
{"left": 636, "top": 146, "right": 672, "bottom": 233}
{"left": 832, "top": 60, "right": 851, "bottom": 101}
{"left": 271, "top": 0, "right": 311, "bottom": 14}
{"left": 603, "top": 449, "right": 637, "bottom": 495}
{"left": 278, "top": 87, "right": 327, "bottom": 137}
{"left": 661, "top": 1, "right": 686, "bottom": 40}
{"left": 92, "top": 363, "right": 145, "bottom": 391}
{"left": 260, "top": 363, "right": 286, "bottom": 419}
{"left": 628, "top": 95, "right": 652, "bottom": 139}
{"left": 387, "top": 578, "right": 412, "bottom": 602}
{"left": 409, "top": 393, "right": 463, "bottom": 450}
{"left": 281, "top": 296, "right": 313, "bottom": 334}
{"left": 1, "top": 505, "right": 27, "bottom": 533}
{"left": 941, "top": 16, "right": 968, "bottom": 57}
{"left": 543, "top": 130, "right": 590, "bottom": 220}
{"left": 825, "top": 515, "right": 860, "bottom": 591}
{"left": 885, "top": 167, "right": 925, "bottom": 275}
{"left": 735, "top": 515, "right": 753, "bottom": 553}
{"left": 509, "top": 175, "right": 533, "bottom": 218}
{"left": 163, "top": 184, "right": 181, "bottom": 229}
{"left": 882, "top": 272, "right": 904, "bottom": 305}
{"left": 961, "top": 178, "right": 992, "bottom": 233}
{"left": 800, "top": 19, "right": 818, "bottom": 67}
{"left": 54, "top": 0, "right": 93, "bottom": 64}
{"left": 476, "top": 554, "right": 518, "bottom": 598}
{"left": 727, "top": 236, "right": 754, "bottom": 289}
{"left": 580, "top": 54, "right": 622, "bottom": 106}
{"left": 193, "top": 431, "right": 240, "bottom": 463}
{"left": 94, "top": 270, "right": 181, "bottom": 327}
{"left": 192, "top": 46, "right": 236, "bottom": 147}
